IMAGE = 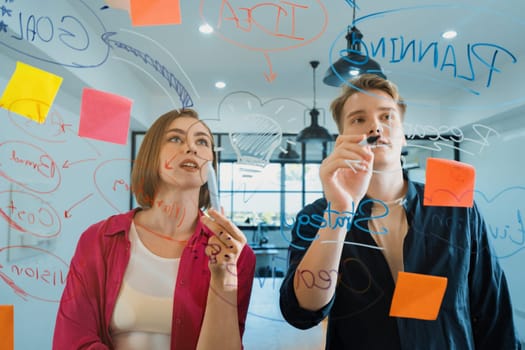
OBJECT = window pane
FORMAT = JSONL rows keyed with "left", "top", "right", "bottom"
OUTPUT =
{"left": 284, "top": 164, "right": 303, "bottom": 191}
{"left": 219, "top": 163, "right": 233, "bottom": 190}
{"left": 305, "top": 164, "right": 322, "bottom": 191}
{"left": 282, "top": 193, "right": 303, "bottom": 229}
{"left": 231, "top": 163, "right": 281, "bottom": 191}
{"left": 227, "top": 193, "right": 281, "bottom": 226}
{"left": 305, "top": 192, "right": 323, "bottom": 206}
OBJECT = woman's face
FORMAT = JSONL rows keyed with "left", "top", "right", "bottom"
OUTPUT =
{"left": 157, "top": 116, "right": 214, "bottom": 190}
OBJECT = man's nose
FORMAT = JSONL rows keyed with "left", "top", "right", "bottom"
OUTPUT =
{"left": 369, "top": 119, "right": 383, "bottom": 135}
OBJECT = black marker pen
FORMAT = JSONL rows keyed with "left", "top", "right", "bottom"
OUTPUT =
{"left": 358, "top": 135, "right": 380, "bottom": 145}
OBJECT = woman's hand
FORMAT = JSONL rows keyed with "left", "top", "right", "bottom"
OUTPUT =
{"left": 319, "top": 134, "right": 373, "bottom": 211}
{"left": 200, "top": 209, "right": 247, "bottom": 289}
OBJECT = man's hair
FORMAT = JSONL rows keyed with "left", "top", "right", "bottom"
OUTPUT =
{"left": 330, "top": 74, "right": 407, "bottom": 133}
{"left": 131, "top": 108, "right": 216, "bottom": 209}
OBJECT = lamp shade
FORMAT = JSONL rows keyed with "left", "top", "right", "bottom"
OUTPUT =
{"left": 296, "top": 109, "right": 334, "bottom": 143}
{"left": 278, "top": 141, "right": 300, "bottom": 160}
{"left": 323, "top": 26, "right": 386, "bottom": 87}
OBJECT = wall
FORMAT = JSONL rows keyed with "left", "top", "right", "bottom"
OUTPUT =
{"left": 461, "top": 121, "right": 525, "bottom": 338}
{"left": 0, "top": 50, "right": 131, "bottom": 348}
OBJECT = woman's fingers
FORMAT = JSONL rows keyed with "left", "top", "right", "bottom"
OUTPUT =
{"left": 201, "top": 213, "right": 246, "bottom": 256}
{"left": 203, "top": 209, "right": 247, "bottom": 244}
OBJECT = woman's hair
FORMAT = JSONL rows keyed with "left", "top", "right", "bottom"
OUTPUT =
{"left": 330, "top": 74, "right": 407, "bottom": 133}
{"left": 131, "top": 108, "right": 217, "bottom": 209}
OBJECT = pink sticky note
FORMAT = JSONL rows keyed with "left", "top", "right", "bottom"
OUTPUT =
{"left": 424, "top": 158, "right": 475, "bottom": 207}
{"left": 130, "top": 0, "right": 181, "bottom": 26}
{"left": 78, "top": 88, "right": 132, "bottom": 145}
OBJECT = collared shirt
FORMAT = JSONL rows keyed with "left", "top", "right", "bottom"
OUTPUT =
{"left": 280, "top": 180, "right": 521, "bottom": 350}
{"left": 53, "top": 209, "right": 255, "bottom": 350}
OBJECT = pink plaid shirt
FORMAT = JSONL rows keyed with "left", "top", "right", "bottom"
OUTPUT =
{"left": 53, "top": 209, "right": 255, "bottom": 349}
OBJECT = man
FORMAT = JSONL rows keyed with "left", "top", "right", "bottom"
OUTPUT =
{"left": 279, "top": 74, "right": 521, "bottom": 349}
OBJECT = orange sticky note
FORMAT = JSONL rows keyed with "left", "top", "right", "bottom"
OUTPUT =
{"left": 0, "top": 305, "right": 14, "bottom": 350}
{"left": 424, "top": 158, "right": 475, "bottom": 207}
{"left": 78, "top": 88, "right": 133, "bottom": 145}
{"left": 0, "top": 61, "right": 63, "bottom": 124}
{"left": 130, "top": 0, "right": 181, "bottom": 26}
{"left": 389, "top": 272, "right": 447, "bottom": 320}
{"left": 105, "top": 0, "right": 130, "bottom": 11}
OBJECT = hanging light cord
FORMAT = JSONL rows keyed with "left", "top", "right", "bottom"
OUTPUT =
{"left": 352, "top": 0, "right": 356, "bottom": 27}
{"left": 312, "top": 63, "right": 317, "bottom": 109}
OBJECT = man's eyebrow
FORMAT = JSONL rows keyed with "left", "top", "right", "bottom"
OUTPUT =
{"left": 344, "top": 107, "right": 395, "bottom": 119}
{"left": 344, "top": 109, "right": 366, "bottom": 119}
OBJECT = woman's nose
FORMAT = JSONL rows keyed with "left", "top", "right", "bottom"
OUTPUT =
{"left": 185, "top": 142, "right": 197, "bottom": 155}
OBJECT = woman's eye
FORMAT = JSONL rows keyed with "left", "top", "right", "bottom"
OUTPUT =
{"left": 196, "top": 138, "right": 210, "bottom": 147}
{"left": 169, "top": 136, "right": 183, "bottom": 143}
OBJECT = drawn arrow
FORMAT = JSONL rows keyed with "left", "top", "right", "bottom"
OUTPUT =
{"left": 62, "top": 158, "right": 97, "bottom": 169}
{"left": 263, "top": 52, "right": 277, "bottom": 82}
{"left": 0, "top": 208, "right": 26, "bottom": 232}
{"left": 64, "top": 193, "right": 94, "bottom": 218}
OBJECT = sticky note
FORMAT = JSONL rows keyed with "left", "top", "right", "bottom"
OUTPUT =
{"left": 389, "top": 271, "right": 447, "bottom": 320}
{"left": 424, "top": 158, "right": 475, "bottom": 207}
{"left": 78, "top": 88, "right": 133, "bottom": 145}
{"left": 0, "top": 305, "right": 14, "bottom": 350}
{"left": 105, "top": 0, "right": 130, "bottom": 11}
{"left": 130, "top": 0, "right": 181, "bottom": 26}
{"left": 0, "top": 61, "right": 63, "bottom": 124}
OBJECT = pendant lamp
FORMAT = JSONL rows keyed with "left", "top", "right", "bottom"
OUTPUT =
{"left": 323, "top": 1, "right": 386, "bottom": 87}
{"left": 296, "top": 61, "right": 334, "bottom": 143}
{"left": 278, "top": 139, "right": 300, "bottom": 160}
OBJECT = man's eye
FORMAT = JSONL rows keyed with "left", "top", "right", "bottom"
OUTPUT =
{"left": 351, "top": 118, "right": 364, "bottom": 124}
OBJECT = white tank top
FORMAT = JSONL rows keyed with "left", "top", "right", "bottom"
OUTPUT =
{"left": 110, "top": 221, "right": 180, "bottom": 349}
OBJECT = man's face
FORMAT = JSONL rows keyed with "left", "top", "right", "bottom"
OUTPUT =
{"left": 340, "top": 89, "right": 406, "bottom": 172}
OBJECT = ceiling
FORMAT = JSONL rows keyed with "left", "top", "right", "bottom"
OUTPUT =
{"left": 2, "top": 0, "right": 525, "bottom": 135}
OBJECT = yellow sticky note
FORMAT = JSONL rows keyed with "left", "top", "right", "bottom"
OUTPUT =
{"left": 0, "top": 61, "right": 63, "bottom": 124}
{"left": 389, "top": 271, "right": 447, "bottom": 320}
{"left": 0, "top": 305, "right": 14, "bottom": 350}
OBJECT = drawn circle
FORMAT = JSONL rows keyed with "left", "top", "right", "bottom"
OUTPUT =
{"left": 93, "top": 158, "right": 132, "bottom": 213}
{"left": 0, "top": 190, "right": 61, "bottom": 238}
{"left": 0, "top": 140, "right": 61, "bottom": 194}
{"left": 199, "top": 0, "right": 328, "bottom": 52}
{"left": 338, "top": 257, "right": 372, "bottom": 294}
{"left": 0, "top": 245, "right": 69, "bottom": 303}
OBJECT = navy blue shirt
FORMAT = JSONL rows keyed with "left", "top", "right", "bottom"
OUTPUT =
{"left": 279, "top": 180, "right": 521, "bottom": 349}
